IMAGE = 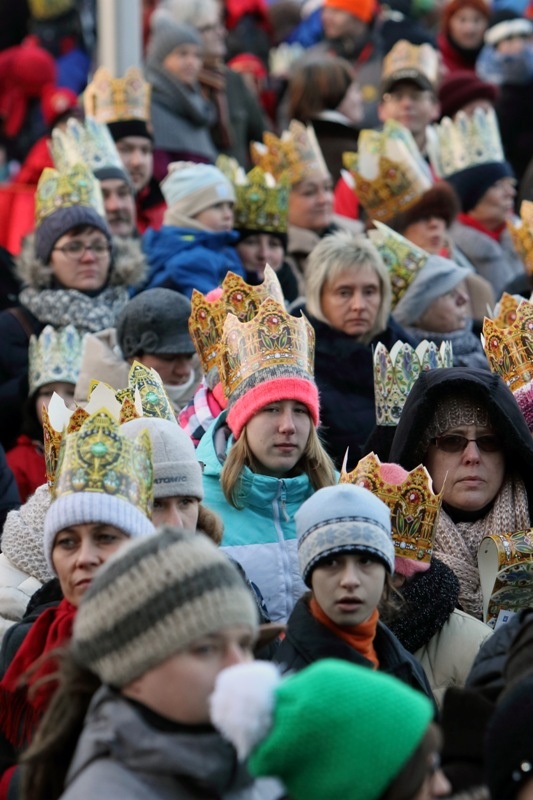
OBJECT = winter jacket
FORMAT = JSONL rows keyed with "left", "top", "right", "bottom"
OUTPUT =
{"left": 135, "top": 177, "right": 166, "bottom": 234}
{"left": 0, "top": 556, "right": 41, "bottom": 646}
{"left": 274, "top": 596, "right": 435, "bottom": 702}
{"left": 142, "top": 226, "right": 245, "bottom": 299}
{"left": 60, "top": 686, "right": 262, "bottom": 800}
{"left": 197, "top": 412, "right": 313, "bottom": 622}
{"left": 5, "top": 435, "right": 45, "bottom": 504}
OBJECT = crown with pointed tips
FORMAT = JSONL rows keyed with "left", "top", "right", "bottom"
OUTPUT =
{"left": 507, "top": 201, "right": 533, "bottom": 275}
{"left": 35, "top": 162, "right": 105, "bottom": 225}
{"left": 189, "top": 266, "right": 285, "bottom": 375}
{"left": 216, "top": 156, "right": 289, "bottom": 233}
{"left": 250, "top": 120, "right": 329, "bottom": 185}
{"left": 84, "top": 66, "right": 151, "bottom": 124}
{"left": 367, "top": 220, "right": 429, "bottom": 307}
{"left": 426, "top": 107, "right": 505, "bottom": 179}
{"left": 341, "top": 452, "right": 442, "bottom": 565}
{"left": 482, "top": 299, "right": 533, "bottom": 394}
{"left": 51, "top": 116, "right": 127, "bottom": 177}
{"left": 114, "top": 361, "right": 175, "bottom": 422}
{"left": 29, "top": 324, "right": 84, "bottom": 396}
{"left": 217, "top": 297, "right": 315, "bottom": 400}
{"left": 489, "top": 292, "right": 522, "bottom": 327}
{"left": 381, "top": 40, "right": 439, "bottom": 93}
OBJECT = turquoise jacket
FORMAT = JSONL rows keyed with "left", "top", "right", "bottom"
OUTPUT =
{"left": 197, "top": 413, "right": 313, "bottom": 623}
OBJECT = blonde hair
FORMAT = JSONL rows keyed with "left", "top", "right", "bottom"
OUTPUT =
{"left": 305, "top": 230, "right": 392, "bottom": 344}
{"left": 221, "top": 425, "right": 337, "bottom": 508}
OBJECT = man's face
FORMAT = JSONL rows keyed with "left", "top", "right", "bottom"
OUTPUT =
{"left": 322, "top": 6, "right": 368, "bottom": 41}
{"left": 100, "top": 178, "right": 137, "bottom": 237}
{"left": 116, "top": 136, "right": 153, "bottom": 193}
{"left": 379, "top": 80, "right": 440, "bottom": 143}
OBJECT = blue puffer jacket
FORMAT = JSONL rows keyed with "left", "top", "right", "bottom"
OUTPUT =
{"left": 141, "top": 227, "right": 245, "bottom": 298}
{"left": 197, "top": 413, "right": 312, "bottom": 623}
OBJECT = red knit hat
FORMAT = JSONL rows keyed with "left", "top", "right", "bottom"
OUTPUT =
{"left": 438, "top": 70, "right": 497, "bottom": 119}
{"left": 323, "top": 0, "right": 379, "bottom": 24}
{"left": 227, "top": 377, "right": 320, "bottom": 440}
{"left": 41, "top": 85, "right": 79, "bottom": 128}
{"left": 441, "top": 0, "right": 491, "bottom": 34}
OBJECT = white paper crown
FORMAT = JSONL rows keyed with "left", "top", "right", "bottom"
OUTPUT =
{"left": 50, "top": 116, "right": 126, "bottom": 175}
{"left": 29, "top": 324, "right": 84, "bottom": 396}
{"left": 426, "top": 107, "right": 505, "bottom": 179}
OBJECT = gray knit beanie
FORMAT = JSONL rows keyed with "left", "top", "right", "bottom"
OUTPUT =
{"left": 116, "top": 288, "right": 195, "bottom": 358}
{"left": 122, "top": 418, "right": 204, "bottom": 500}
{"left": 392, "top": 256, "right": 468, "bottom": 326}
{"left": 35, "top": 205, "right": 112, "bottom": 265}
{"left": 1, "top": 484, "right": 54, "bottom": 585}
{"left": 146, "top": 17, "right": 202, "bottom": 68}
{"left": 71, "top": 526, "right": 258, "bottom": 687}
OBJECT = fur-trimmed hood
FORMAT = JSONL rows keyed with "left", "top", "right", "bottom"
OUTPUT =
{"left": 15, "top": 234, "right": 147, "bottom": 291}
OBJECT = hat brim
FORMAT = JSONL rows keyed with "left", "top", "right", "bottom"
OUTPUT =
{"left": 381, "top": 71, "right": 434, "bottom": 96}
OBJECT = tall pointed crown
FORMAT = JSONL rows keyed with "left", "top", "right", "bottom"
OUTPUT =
{"left": 114, "top": 362, "right": 176, "bottom": 423}
{"left": 482, "top": 298, "right": 533, "bottom": 394}
{"left": 250, "top": 120, "right": 329, "bottom": 185}
{"left": 35, "top": 162, "right": 105, "bottom": 225}
{"left": 29, "top": 324, "right": 84, "bottom": 396}
{"left": 367, "top": 220, "right": 429, "bottom": 307}
{"left": 507, "top": 201, "right": 533, "bottom": 275}
{"left": 189, "top": 266, "right": 285, "bottom": 374}
{"left": 381, "top": 41, "right": 439, "bottom": 93}
{"left": 84, "top": 66, "right": 151, "bottom": 124}
{"left": 426, "top": 107, "right": 505, "bottom": 179}
{"left": 373, "top": 340, "right": 454, "bottom": 426}
{"left": 341, "top": 452, "right": 442, "bottom": 565}
{"left": 217, "top": 298, "right": 315, "bottom": 401}
{"left": 51, "top": 116, "right": 126, "bottom": 176}
{"left": 342, "top": 120, "right": 432, "bottom": 222}
{"left": 217, "top": 156, "right": 290, "bottom": 234}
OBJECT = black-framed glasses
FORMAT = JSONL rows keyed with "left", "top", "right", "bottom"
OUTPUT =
{"left": 430, "top": 434, "right": 503, "bottom": 453}
{"left": 53, "top": 241, "right": 110, "bottom": 259}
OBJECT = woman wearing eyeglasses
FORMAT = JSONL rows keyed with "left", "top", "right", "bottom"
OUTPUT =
{"left": 389, "top": 367, "right": 533, "bottom": 620}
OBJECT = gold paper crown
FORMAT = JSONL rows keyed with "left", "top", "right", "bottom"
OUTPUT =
{"left": 489, "top": 292, "right": 522, "bottom": 327}
{"left": 250, "top": 120, "right": 329, "bottom": 185}
{"left": 29, "top": 324, "right": 84, "bottom": 396}
{"left": 189, "top": 266, "right": 285, "bottom": 374}
{"left": 382, "top": 40, "right": 439, "bottom": 92}
{"left": 507, "top": 201, "right": 533, "bottom": 275}
{"left": 29, "top": 0, "right": 73, "bottom": 18}
{"left": 35, "top": 162, "right": 105, "bottom": 225}
{"left": 373, "top": 340, "right": 454, "bottom": 426}
{"left": 343, "top": 120, "right": 432, "bottom": 222}
{"left": 51, "top": 116, "right": 126, "bottom": 177}
{"left": 84, "top": 66, "right": 151, "bottom": 124}
{"left": 367, "top": 220, "right": 429, "bottom": 307}
{"left": 114, "top": 361, "right": 176, "bottom": 422}
{"left": 482, "top": 298, "right": 533, "bottom": 393}
{"left": 215, "top": 156, "right": 289, "bottom": 233}
{"left": 217, "top": 298, "right": 315, "bottom": 400}
{"left": 341, "top": 452, "right": 443, "bottom": 564}
{"left": 426, "top": 107, "right": 506, "bottom": 179}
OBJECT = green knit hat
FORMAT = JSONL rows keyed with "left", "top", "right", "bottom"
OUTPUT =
{"left": 211, "top": 659, "right": 433, "bottom": 800}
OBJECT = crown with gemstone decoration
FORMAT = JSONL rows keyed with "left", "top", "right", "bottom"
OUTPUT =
{"left": 426, "top": 107, "right": 505, "bottom": 179}
{"left": 341, "top": 452, "right": 442, "bottom": 565}
{"left": 113, "top": 361, "right": 176, "bottom": 422}
{"left": 29, "top": 324, "right": 84, "bottom": 396}
{"left": 381, "top": 40, "right": 439, "bottom": 93}
{"left": 35, "top": 162, "right": 105, "bottom": 226}
{"left": 216, "top": 156, "right": 289, "bottom": 234}
{"left": 84, "top": 66, "right": 151, "bottom": 124}
{"left": 250, "top": 120, "right": 329, "bottom": 185}
{"left": 367, "top": 220, "right": 429, "bottom": 307}
{"left": 507, "top": 201, "right": 533, "bottom": 275}
{"left": 373, "top": 339, "right": 454, "bottom": 426}
{"left": 489, "top": 292, "right": 523, "bottom": 327}
{"left": 189, "top": 266, "right": 285, "bottom": 375}
{"left": 29, "top": 0, "right": 73, "bottom": 18}
{"left": 51, "top": 116, "right": 126, "bottom": 177}
{"left": 343, "top": 120, "right": 432, "bottom": 222}
{"left": 217, "top": 297, "right": 315, "bottom": 400}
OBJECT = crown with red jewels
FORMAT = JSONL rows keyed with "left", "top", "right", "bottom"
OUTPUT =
{"left": 507, "top": 201, "right": 533, "bottom": 275}
{"left": 250, "top": 120, "right": 329, "bottom": 185}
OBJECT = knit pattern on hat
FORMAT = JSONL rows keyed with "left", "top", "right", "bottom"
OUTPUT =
{"left": 116, "top": 288, "right": 194, "bottom": 358}
{"left": 146, "top": 18, "right": 202, "bottom": 68}
{"left": 34, "top": 205, "right": 112, "bottom": 265}
{"left": 43, "top": 492, "right": 155, "bottom": 574}
{"left": 420, "top": 392, "right": 490, "bottom": 457}
{"left": 72, "top": 527, "right": 258, "bottom": 687}
{"left": 161, "top": 163, "right": 235, "bottom": 221}
{"left": 1, "top": 485, "right": 53, "bottom": 585}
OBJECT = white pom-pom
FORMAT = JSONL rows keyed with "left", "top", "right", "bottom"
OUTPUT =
{"left": 210, "top": 662, "right": 282, "bottom": 760}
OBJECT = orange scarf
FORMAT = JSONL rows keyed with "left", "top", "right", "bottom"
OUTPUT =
{"left": 309, "top": 597, "right": 380, "bottom": 668}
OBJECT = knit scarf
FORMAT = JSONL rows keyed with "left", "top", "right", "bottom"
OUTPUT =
{"left": 0, "top": 598, "right": 76, "bottom": 747}
{"left": 19, "top": 285, "right": 129, "bottom": 334}
{"left": 309, "top": 596, "right": 379, "bottom": 668}
{"left": 457, "top": 213, "right": 506, "bottom": 242}
{"left": 434, "top": 476, "right": 530, "bottom": 620}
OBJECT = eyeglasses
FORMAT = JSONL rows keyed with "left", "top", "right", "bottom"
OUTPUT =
{"left": 430, "top": 434, "right": 503, "bottom": 453}
{"left": 53, "top": 241, "right": 110, "bottom": 259}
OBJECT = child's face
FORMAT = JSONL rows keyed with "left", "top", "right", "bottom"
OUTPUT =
{"left": 311, "top": 553, "right": 386, "bottom": 626}
{"left": 35, "top": 381, "right": 76, "bottom": 426}
{"left": 163, "top": 43, "right": 202, "bottom": 87}
{"left": 496, "top": 35, "right": 531, "bottom": 55}
{"left": 193, "top": 201, "right": 234, "bottom": 232}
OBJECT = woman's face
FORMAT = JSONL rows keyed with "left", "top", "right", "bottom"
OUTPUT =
{"left": 320, "top": 264, "right": 382, "bottom": 336}
{"left": 424, "top": 422, "right": 505, "bottom": 512}
{"left": 152, "top": 496, "right": 200, "bottom": 529}
{"left": 245, "top": 399, "right": 311, "bottom": 477}
{"left": 469, "top": 177, "right": 516, "bottom": 230}
{"left": 236, "top": 233, "right": 284, "bottom": 276}
{"left": 35, "top": 381, "right": 76, "bottom": 426}
{"left": 416, "top": 280, "right": 470, "bottom": 333}
{"left": 403, "top": 217, "right": 447, "bottom": 254}
{"left": 288, "top": 176, "right": 333, "bottom": 232}
{"left": 52, "top": 523, "right": 130, "bottom": 606}
{"left": 448, "top": 7, "right": 488, "bottom": 49}
{"left": 50, "top": 227, "right": 111, "bottom": 292}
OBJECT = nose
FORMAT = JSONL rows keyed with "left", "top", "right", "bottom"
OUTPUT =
{"left": 163, "top": 503, "right": 185, "bottom": 529}
{"left": 340, "top": 561, "right": 361, "bottom": 588}
{"left": 455, "top": 289, "right": 468, "bottom": 306}
{"left": 224, "top": 643, "right": 252, "bottom": 667}
{"left": 431, "top": 768, "right": 452, "bottom": 798}
{"left": 80, "top": 245, "right": 97, "bottom": 262}
{"left": 350, "top": 290, "right": 365, "bottom": 310}
{"left": 278, "top": 408, "right": 296, "bottom": 433}
{"left": 76, "top": 540, "right": 101, "bottom": 566}
{"left": 104, "top": 193, "right": 120, "bottom": 212}
{"left": 462, "top": 439, "right": 481, "bottom": 463}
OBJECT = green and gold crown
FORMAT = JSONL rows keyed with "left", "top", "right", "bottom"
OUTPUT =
{"left": 373, "top": 340, "right": 453, "bottom": 426}
{"left": 189, "top": 266, "right": 285, "bottom": 375}
{"left": 217, "top": 297, "right": 315, "bottom": 400}
{"left": 35, "top": 162, "right": 105, "bottom": 226}
{"left": 341, "top": 452, "right": 442, "bottom": 565}
{"left": 216, "top": 156, "right": 289, "bottom": 233}
{"left": 342, "top": 120, "right": 432, "bottom": 222}
{"left": 29, "top": 324, "right": 84, "bottom": 396}
{"left": 507, "top": 201, "right": 533, "bottom": 275}
{"left": 426, "top": 107, "right": 506, "bottom": 179}
{"left": 367, "top": 220, "right": 429, "bottom": 307}
{"left": 84, "top": 66, "right": 151, "bottom": 123}
{"left": 51, "top": 116, "right": 126, "bottom": 176}
{"left": 114, "top": 361, "right": 175, "bottom": 422}
{"left": 482, "top": 298, "right": 533, "bottom": 394}
{"left": 250, "top": 120, "right": 329, "bottom": 185}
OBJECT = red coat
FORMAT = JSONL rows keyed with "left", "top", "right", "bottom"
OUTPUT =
{"left": 6, "top": 435, "right": 46, "bottom": 503}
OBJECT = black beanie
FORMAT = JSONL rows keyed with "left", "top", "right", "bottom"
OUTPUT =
{"left": 447, "top": 161, "right": 514, "bottom": 212}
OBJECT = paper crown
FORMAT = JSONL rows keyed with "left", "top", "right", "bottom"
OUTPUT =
{"left": 250, "top": 120, "right": 329, "bottom": 185}
{"left": 342, "top": 120, "right": 432, "bottom": 222}
{"left": 426, "top": 107, "right": 505, "bottom": 179}
{"left": 367, "top": 220, "right": 429, "bottom": 307}
{"left": 341, "top": 452, "right": 442, "bottom": 565}
{"left": 113, "top": 361, "right": 176, "bottom": 423}
{"left": 507, "top": 201, "right": 533, "bottom": 275}
{"left": 217, "top": 297, "right": 315, "bottom": 400}
{"left": 189, "top": 266, "right": 285, "bottom": 374}
{"left": 373, "top": 340, "right": 454, "bottom": 426}
{"left": 51, "top": 116, "right": 126, "bottom": 176}
{"left": 217, "top": 157, "right": 289, "bottom": 234}
{"left": 382, "top": 40, "right": 439, "bottom": 92}
{"left": 84, "top": 66, "right": 151, "bottom": 124}
{"left": 29, "top": 324, "right": 84, "bottom": 396}
{"left": 35, "top": 161, "right": 105, "bottom": 225}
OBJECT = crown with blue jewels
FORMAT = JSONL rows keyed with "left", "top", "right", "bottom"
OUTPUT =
{"left": 426, "top": 107, "right": 506, "bottom": 179}
{"left": 29, "top": 324, "right": 84, "bottom": 396}
{"left": 373, "top": 340, "right": 453, "bottom": 426}
{"left": 84, "top": 66, "right": 151, "bottom": 124}
{"left": 367, "top": 220, "right": 429, "bottom": 307}
{"left": 35, "top": 161, "right": 105, "bottom": 225}
{"left": 50, "top": 116, "right": 126, "bottom": 176}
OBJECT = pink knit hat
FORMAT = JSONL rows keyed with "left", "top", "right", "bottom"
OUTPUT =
{"left": 227, "top": 376, "right": 319, "bottom": 440}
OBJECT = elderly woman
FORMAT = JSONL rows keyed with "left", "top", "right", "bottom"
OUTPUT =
{"left": 389, "top": 367, "right": 533, "bottom": 620}
{"left": 302, "top": 230, "right": 414, "bottom": 469}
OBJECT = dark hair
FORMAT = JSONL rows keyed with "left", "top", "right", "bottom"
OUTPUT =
{"left": 380, "top": 723, "right": 442, "bottom": 800}
{"left": 287, "top": 56, "right": 356, "bottom": 121}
